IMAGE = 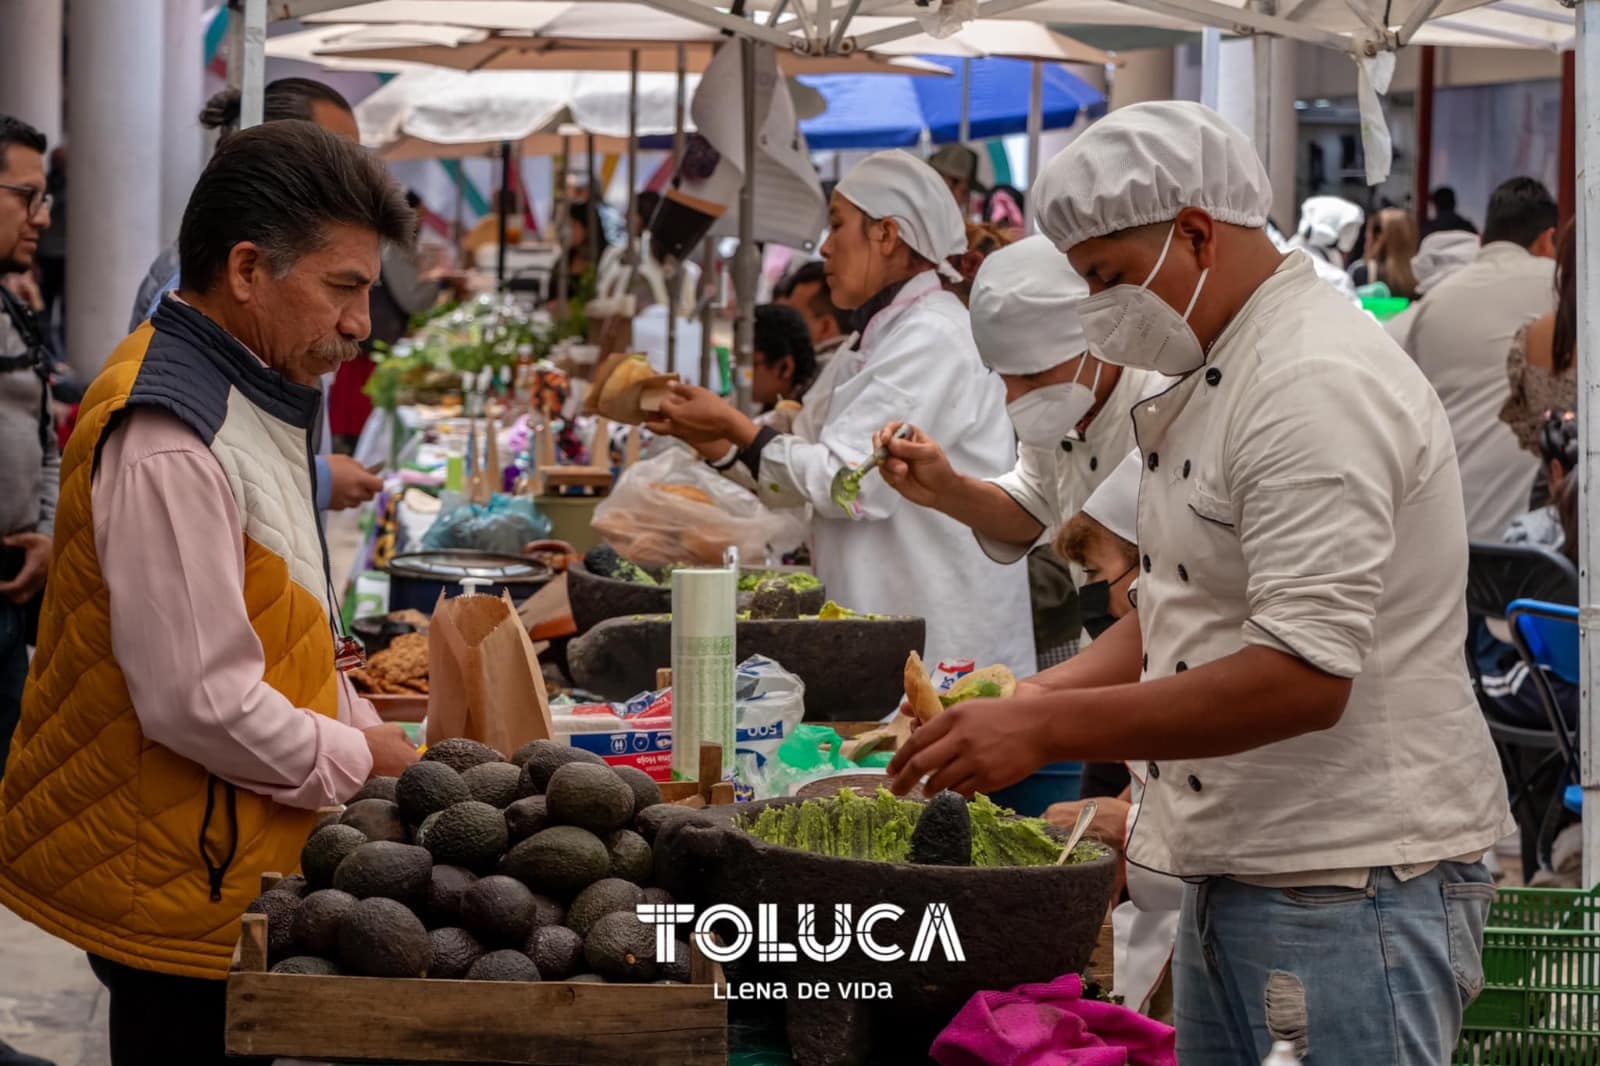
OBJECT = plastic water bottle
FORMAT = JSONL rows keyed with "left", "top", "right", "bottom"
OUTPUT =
{"left": 1262, "top": 1040, "right": 1300, "bottom": 1065}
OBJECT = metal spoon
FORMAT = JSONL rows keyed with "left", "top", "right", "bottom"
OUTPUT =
{"left": 830, "top": 424, "right": 915, "bottom": 515}
{"left": 1056, "top": 799, "right": 1098, "bottom": 865}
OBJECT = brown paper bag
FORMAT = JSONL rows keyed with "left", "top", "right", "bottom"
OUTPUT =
{"left": 427, "top": 590, "right": 554, "bottom": 756}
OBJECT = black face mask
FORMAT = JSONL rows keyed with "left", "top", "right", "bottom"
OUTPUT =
{"left": 1078, "top": 565, "right": 1135, "bottom": 640}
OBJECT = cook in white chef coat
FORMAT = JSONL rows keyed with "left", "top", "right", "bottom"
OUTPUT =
{"left": 646, "top": 150, "right": 1034, "bottom": 678}
{"left": 873, "top": 235, "right": 1167, "bottom": 569}
{"left": 890, "top": 102, "right": 1512, "bottom": 1065}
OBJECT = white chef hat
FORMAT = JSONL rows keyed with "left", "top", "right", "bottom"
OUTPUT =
{"left": 1080, "top": 449, "right": 1142, "bottom": 546}
{"left": 1035, "top": 101, "right": 1273, "bottom": 253}
{"left": 968, "top": 235, "right": 1089, "bottom": 375}
{"left": 1412, "top": 230, "right": 1481, "bottom": 293}
{"left": 835, "top": 149, "right": 967, "bottom": 282}
{"left": 1297, "top": 196, "right": 1365, "bottom": 254}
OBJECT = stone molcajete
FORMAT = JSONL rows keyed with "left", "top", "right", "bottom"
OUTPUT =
{"left": 566, "top": 562, "right": 828, "bottom": 635}
{"left": 567, "top": 614, "right": 926, "bottom": 721}
{"left": 652, "top": 792, "right": 1118, "bottom": 1065}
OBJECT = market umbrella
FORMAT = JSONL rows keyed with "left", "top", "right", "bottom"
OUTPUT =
{"left": 798, "top": 55, "right": 1106, "bottom": 150}
{"left": 301, "top": 1, "right": 954, "bottom": 75}
{"left": 355, "top": 67, "right": 702, "bottom": 159}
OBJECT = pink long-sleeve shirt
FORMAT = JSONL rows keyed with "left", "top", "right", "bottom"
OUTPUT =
{"left": 92, "top": 406, "right": 379, "bottom": 809}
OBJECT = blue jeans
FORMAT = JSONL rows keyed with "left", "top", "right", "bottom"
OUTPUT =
{"left": 1174, "top": 862, "right": 1494, "bottom": 1065}
{"left": 0, "top": 599, "right": 26, "bottom": 779}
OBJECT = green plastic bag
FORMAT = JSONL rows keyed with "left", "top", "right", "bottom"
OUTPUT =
{"left": 759, "top": 724, "right": 852, "bottom": 796}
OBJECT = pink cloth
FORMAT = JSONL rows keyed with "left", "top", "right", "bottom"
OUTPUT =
{"left": 931, "top": 974, "right": 1176, "bottom": 1066}
{"left": 93, "top": 407, "right": 379, "bottom": 809}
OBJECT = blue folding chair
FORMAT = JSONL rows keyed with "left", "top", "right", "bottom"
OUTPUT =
{"left": 1507, "top": 598, "right": 1582, "bottom": 864}
{"left": 1466, "top": 545, "right": 1578, "bottom": 881}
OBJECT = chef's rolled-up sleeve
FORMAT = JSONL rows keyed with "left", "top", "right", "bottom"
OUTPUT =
{"left": 1229, "top": 358, "right": 1428, "bottom": 678}
{"left": 976, "top": 445, "right": 1054, "bottom": 564}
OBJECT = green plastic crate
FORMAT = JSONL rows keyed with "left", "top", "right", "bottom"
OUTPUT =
{"left": 1454, "top": 886, "right": 1600, "bottom": 1065}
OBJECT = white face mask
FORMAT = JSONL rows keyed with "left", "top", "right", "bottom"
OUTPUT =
{"left": 1006, "top": 356, "right": 1102, "bottom": 449}
{"left": 1078, "top": 223, "right": 1209, "bottom": 376}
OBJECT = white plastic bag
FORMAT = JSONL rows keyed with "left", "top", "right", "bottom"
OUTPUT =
{"left": 731, "top": 655, "right": 808, "bottom": 800}
{"left": 915, "top": 0, "right": 978, "bottom": 38}
{"left": 592, "top": 444, "right": 794, "bottom": 567}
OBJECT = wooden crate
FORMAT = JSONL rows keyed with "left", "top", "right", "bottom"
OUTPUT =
{"left": 227, "top": 902, "right": 727, "bottom": 1064}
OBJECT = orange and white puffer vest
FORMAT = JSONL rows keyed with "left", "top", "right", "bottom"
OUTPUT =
{"left": 0, "top": 297, "right": 340, "bottom": 979}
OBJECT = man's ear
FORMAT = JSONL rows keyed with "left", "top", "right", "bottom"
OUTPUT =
{"left": 225, "top": 241, "right": 266, "bottom": 305}
{"left": 1174, "top": 207, "right": 1217, "bottom": 270}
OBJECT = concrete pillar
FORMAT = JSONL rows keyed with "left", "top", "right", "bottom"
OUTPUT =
{"left": 1263, "top": 38, "right": 1299, "bottom": 230}
{"left": 66, "top": 0, "right": 165, "bottom": 377}
{"left": 0, "top": 0, "right": 64, "bottom": 147}
{"left": 162, "top": 0, "right": 208, "bottom": 242}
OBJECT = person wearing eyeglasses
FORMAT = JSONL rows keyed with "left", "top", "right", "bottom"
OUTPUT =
{"left": 0, "top": 115, "right": 56, "bottom": 776}
{"left": 0, "top": 111, "right": 58, "bottom": 1066}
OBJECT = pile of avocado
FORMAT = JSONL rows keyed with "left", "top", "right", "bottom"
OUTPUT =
{"left": 248, "top": 737, "right": 704, "bottom": 985}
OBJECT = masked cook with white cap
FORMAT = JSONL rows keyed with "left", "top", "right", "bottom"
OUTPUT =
{"left": 648, "top": 149, "right": 1034, "bottom": 678}
{"left": 874, "top": 235, "right": 1169, "bottom": 574}
{"left": 889, "top": 102, "right": 1511, "bottom": 1065}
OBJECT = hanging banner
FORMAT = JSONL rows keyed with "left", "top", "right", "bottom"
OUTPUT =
{"left": 652, "top": 40, "right": 826, "bottom": 260}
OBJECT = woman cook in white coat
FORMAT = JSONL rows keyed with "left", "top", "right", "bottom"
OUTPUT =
{"left": 647, "top": 150, "right": 1034, "bottom": 678}
{"left": 872, "top": 235, "right": 1167, "bottom": 577}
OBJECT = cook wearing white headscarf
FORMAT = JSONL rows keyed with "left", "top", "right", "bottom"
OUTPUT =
{"left": 891, "top": 101, "right": 1510, "bottom": 1066}
{"left": 833, "top": 149, "right": 968, "bottom": 283}
{"left": 1291, "top": 195, "right": 1365, "bottom": 266}
{"left": 876, "top": 235, "right": 1167, "bottom": 567}
{"left": 647, "top": 150, "right": 1034, "bottom": 679}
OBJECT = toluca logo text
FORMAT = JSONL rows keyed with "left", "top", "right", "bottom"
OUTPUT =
{"left": 637, "top": 903, "right": 965, "bottom": 965}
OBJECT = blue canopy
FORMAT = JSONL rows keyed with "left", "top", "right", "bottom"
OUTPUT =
{"left": 798, "top": 55, "right": 1106, "bottom": 151}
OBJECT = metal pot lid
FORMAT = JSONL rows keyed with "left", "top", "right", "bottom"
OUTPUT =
{"left": 387, "top": 550, "right": 551, "bottom": 584}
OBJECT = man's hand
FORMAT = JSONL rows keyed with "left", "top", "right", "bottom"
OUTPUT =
{"left": 363, "top": 724, "right": 420, "bottom": 777}
{"left": 887, "top": 697, "right": 1052, "bottom": 797}
{"left": 875, "top": 422, "right": 961, "bottom": 509}
{"left": 1, "top": 271, "right": 43, "bottom": 311}
{"left": 0, "top": 532, "right": 50, "bottom": 604}
{"left": 1044, "top": 796, "right": 1132, "bottom": 849}
{"left": 326, "top": 454, "right": 383, "bottom": 511}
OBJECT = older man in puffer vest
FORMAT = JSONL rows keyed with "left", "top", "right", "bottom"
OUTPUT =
{"left": 0, "top": 121, "right": 421, "bottom": 1066}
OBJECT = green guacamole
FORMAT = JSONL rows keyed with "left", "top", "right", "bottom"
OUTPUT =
{"left": 741, "top": 789, "right": 1098, "bottom": 867}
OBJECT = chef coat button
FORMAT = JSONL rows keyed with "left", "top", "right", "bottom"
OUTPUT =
{"left": 1178, "top": 564, "right": 1189, "bottom": 582}
{"left": 1182, "top": 459, "right": 1192, "bottom": 479}
{"left": 1149, "top": 762, "right": 1161, "bottom": 780}
{"left": 1147, "top": 451, "right": 1159, "bottom": 471}
{"left": 1142, "top": 653, "right": 1149, "bottom": 672}
{"left": 1188, "top": 774, "right": 1202, "bottom": 792}
{"left": 1175, "top": 661, "right": 1188, "bottom": 673}
{"left": 1142, "top": 554, "right": 1152, "bottom": 573}
{"left": 1089, "top": 456, "right": 1098, "bottom": 471}
{"left": 1060, "top": 439, "right": 1073, "bottom": 452}
{"left": 1205, "top": 367, "right": 1222, "bottom": 386}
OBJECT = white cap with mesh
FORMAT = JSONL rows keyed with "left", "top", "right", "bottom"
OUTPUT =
{"left": 1080, "top": 449, "right": 1142, "bottom": 546}
{"left": 1035, "top": 101, "right": 1273, "bottom": 253}
{"left": 969, "top": 235, "right": 1089, "bottom": 375}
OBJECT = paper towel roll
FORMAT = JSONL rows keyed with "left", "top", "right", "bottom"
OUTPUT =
{"left": 671, "top": 567, "right": 738, "bottom": 781}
